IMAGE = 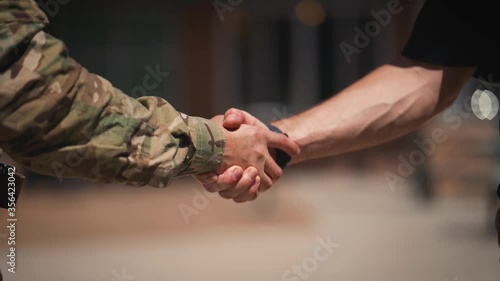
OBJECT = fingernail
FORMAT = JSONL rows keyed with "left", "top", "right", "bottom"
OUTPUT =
{"left": 226, "top": 114, "right": 236, "bottom": 121}
{"left": 232, "top": 167, "right": 243, "bottom": 180}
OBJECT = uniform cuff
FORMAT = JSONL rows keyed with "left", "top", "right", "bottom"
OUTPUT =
{"left": 184, "top": 117, "right": 225, "bottom": 175}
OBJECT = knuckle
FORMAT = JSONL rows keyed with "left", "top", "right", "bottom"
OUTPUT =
{"left": 254, "top": 149, "right": 266, "bottom": 160}
{"left": 252, "top": 127, "right": 263, "bottom": 138}
{"left": 240, "top": 175, "right": 253, "bottom": 187}
{"left": 226, "top": 108, "right": 237, "bottom": 115}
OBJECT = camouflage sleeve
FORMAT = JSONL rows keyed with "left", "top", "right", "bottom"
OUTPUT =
{"left": 0, "top": 0, "right": 225, "bottom": 188}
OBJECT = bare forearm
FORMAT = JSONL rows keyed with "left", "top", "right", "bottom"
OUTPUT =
{"left": 274, "top": 57, "right": 476, "bottom": 164}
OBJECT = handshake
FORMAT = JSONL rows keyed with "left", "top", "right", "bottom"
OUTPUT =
{"left": 193, "top": 108, "right": 301, "bottom": 203}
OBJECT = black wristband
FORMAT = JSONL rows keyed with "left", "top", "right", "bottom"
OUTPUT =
{"left": 267, "top": 124, "right": 292, "bottom": 169}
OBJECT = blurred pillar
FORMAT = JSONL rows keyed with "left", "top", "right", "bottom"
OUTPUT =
{"left": 290, "top": 20, "right": 320, "bottom": 110}
{"left": 248, "top": 21, "right": 281, "bottom": 104}
{"left": 180, "top": 2, "right": 216, "bottom": 118}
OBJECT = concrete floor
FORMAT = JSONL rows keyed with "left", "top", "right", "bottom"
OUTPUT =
{"left": 1, "top": 168, "right": 499, "bottom": 281}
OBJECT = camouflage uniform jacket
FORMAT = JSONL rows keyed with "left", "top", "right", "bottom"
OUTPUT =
{"left": 0, "top": 0, "right": 225, "bottom": 188}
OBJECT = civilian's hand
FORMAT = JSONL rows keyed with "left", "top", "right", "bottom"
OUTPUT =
{"left": 194, "top": 110, "right": 299, "bottom": 203}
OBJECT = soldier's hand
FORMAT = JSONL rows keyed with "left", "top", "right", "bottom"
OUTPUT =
{"left": 194, "top": 111, "right": 299, "bottom": 203}
{"left": 223, "top": 108, "right": 269, "bottom": 131}
{"left": 195, "top": 166, "right": 262, "bottom": 203}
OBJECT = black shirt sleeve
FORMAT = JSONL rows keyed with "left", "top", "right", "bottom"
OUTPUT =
{"left": 402, "top": 0, "right": 500, "bottom": 81}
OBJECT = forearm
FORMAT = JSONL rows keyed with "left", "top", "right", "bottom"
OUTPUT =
{"left": 274, "top": 57, "right": 476, "bottom": 164}
{"left": 0, "top": 20, "right": 225, "bottom": 187}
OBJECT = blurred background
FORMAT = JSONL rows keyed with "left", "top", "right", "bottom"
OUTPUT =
{"left": 1, "top": 0, "right": 499, "bottom": 280}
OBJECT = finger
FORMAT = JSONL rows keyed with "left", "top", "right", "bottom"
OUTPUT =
{"left": 268, "top": 147, "right": 277, "bottom": 159}
{"left": 219, "top": 167, "right": 258, "bottom": 199}
{"left": 193, "top": 172, "right": 218, "bottom": 184}
{"left": 223, "top": 108, "right": 247, "bottom": 130}
{"left": 233, "top": 177, "right": 261, "bottom": 203}
{"left": 204, "top": 166, "right": 243, "bottom": 193}
{"left": 258, "top": 172, "right": 274, "bottom": 193}
{"left": 217, "top": 166, "right": 244, "bottom": 188}
{"left": 264, "top": 130, "right": 301, "bottom": 157}
{"left": 264, "top": 156, "right": 283, "bottom": 183}
{"left": 224, "top": 108, "right": 267, "bottom": 129}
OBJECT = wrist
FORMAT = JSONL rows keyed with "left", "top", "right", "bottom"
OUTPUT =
{"left": 271, "top": 118, "right": 304, "bottom": 165}
{"left": 182, "top": 117, "right": 226, "bottom": 175}
{"left": 270, "top": 119, "right": 292, "bottom": 137}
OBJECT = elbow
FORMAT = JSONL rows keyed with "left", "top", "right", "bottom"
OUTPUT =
{"left": 397, "top": 55, "right": 477, "bottom": 118}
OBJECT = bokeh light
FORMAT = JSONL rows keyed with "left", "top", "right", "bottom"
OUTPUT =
{"left": 295, "top": 0, "right": 326, "bottom": 26}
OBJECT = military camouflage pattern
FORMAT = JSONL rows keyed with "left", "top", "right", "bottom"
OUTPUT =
{"left": 0, "top": 0, "right": 225, "bottom": 188}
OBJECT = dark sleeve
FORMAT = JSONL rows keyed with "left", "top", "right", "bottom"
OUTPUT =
{"left": 402, "top": 0, "right": 500, "bottom": 75}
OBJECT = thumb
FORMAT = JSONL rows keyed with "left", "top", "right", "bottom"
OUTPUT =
{"left": 223, "top": 108, "right": 246, "bottom": 130}
{"left": 264, "top": 130, "right": 301, "bottom": 157}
